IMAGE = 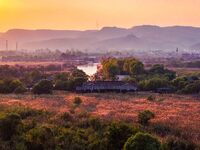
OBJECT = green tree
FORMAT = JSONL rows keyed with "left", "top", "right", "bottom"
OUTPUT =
{"left": 123, "top": 132, "right": 161, "bottom": 150}
{"left": 138, "top": 110, "right": 155, "bottom": 126}
{"left": 32, "top": 80, "right": 53, "bottom": 94}
{"left": 149, "top": 64, "right": 166, "bottom": 74}
{"left": 107, "top": 122, "right": 139, "bottom": 150}
{"left": 14, "top": 85, "right": 27, "bottom": 94}
{"left": 129, "top": 61, "right": 144, "bottom": 75}
{"left": 24, "top": 126, "right": 55, "bottom": 150}
{"left": 181, "top": 81, "right": 200, "bottom": 94}
{"left": 9, "top": 79, "right": 23, "bottom": 92}
{"left": 0, "top": 113, "right": 21, "bottom": 140}
{"left": 139, "top": 77, "right": 169, "bottom": 91}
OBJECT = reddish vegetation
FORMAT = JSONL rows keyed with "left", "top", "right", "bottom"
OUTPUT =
{"left": 0, "top": 92, "right": 200, "bottom": 143}
{"left": 0, "top": 61, "right": 64, "bottom": 66}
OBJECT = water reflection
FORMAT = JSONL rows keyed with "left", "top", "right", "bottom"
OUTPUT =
{"left": 77, "top": 63, "right": 99, "bottom": 76}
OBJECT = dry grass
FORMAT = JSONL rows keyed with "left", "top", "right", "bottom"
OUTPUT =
{"left": 0, "top": 92, "right": 200, "bottom": 143}
{"left": 0, "top": 61, "right": 64, "bottom": 66}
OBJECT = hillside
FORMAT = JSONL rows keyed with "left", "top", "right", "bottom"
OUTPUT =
{"left": 1, "top": 25, "right": 200, "bottom": 51}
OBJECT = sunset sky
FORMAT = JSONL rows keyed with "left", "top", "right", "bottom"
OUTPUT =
{"left": 0, "top": 0, "right": 200, "bottom": 32}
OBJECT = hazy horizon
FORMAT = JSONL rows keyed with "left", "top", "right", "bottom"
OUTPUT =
{"left": 2, "top": 24, "right": 200, "bottom": 32}
{"left": 0, "top": 0, "right": 200, "bottom": 32}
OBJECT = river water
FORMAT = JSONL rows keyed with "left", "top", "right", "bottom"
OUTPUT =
{"left": 77, "top": 63, "right": 99, "bottom": 76}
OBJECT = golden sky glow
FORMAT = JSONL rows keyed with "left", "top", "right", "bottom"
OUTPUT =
{"left": 0, "top": 0, "right": 200, "bottom": 31}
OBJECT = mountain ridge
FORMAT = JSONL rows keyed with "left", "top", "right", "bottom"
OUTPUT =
{"left": 1, "top": 25, "right": 200, "bottom": 51}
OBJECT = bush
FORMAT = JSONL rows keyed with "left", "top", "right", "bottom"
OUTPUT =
{"left": 60, "top": 112, "right": 73, "bottom": 121}
{"left": 32, "top": 80, "right": 53, "bottom": 94}
{"left": 9, "top": 79, "right": 23, "bottom": 93}
{"left": 73, "top": 97, "right": 82, "bottom": 106}
{"left": 14, "top": 85, "right": 27, "bottom": 94}
{"left": 181, "top": 81, "right": 200, "bottom": 94}
{"left": 147, "top": 95, "right": 156, "bottom": 101}
{"left": 139, "top": 77, "right": 170, "bottom": 91}
{"left": 0, "top": 113, "right": 21, "bottom": 140}
{"left": 54, "top": 80, "right": 70, "bottom": 91}
{"left": 107, "top": 122, "right": 139, "bottom": 150}
{"left": 24, "top": 126, "right": 55, "bottom": 150}
{"left": 123, "top": 132, "right": 161, "bottom": 150}
{"left": 138, "top": 110, "right": 155, "bottom": 126}
{"left": 162, "top": 137, "right": 197, "bottom": 150}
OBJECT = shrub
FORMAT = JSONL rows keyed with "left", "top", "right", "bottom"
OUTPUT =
{"left": 14, "top": 85, "right": 27, "bottom": 94}
{"left": 0, "top": 80, "right": 9, "bottom": 93}
{"left": 123, "top": 132, "right": 161, "bottom": 150}
{"left": 138, "top": 110, "right": 155, "bottom": 126}
{"left": 32, "top": 80, "right": 53, "bottom": 94}
{"left": 162, "top": 137, "right": 197, "bottom": 150}
{"left": 54, "top": 80, "right": 70, "bottom": 91}
{"left": 24, "top": 126, "right": 55, "bottom": 150}
{"left": 147, "top": 95, "right": 156, "bottom": 101}
{"left": 9, "top": 79, "right": 23, "bottom": 93}
{"left": 181, "top": 81, "right": 200, "bottom": 94}
{"left": 139, "top": 77, "right": 170, "bottom": 91}
{"left": 73, "top": 97, "right": 82, "bottom": 106}
{"left": 60, "top": 112, "right": 73, "bottom": 121}
{"left": 107, "top": 122, "right": 139, "bottom": 150}
{"left": 0, "top": 113, "right": 21, "bottom": 140}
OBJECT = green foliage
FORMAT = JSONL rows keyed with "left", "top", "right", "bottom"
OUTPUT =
{"left": 24, "top": 126, "right": 55, "bottom": 150}
{"left": 60, "top": 112, "right": 73, "bottom": 122}
{"left": 32, "top": 80, "right": 53, "bottom": 94}
{"left": 129, "top": 61, "right": 144, "bottom": 75}
{"left": 139, "top": 77, "right": 169, "bottom": 91}
{"left": 54, "top": 80, "right": 71, "bottom": 91}
{"left": 172, "top": 76, "right": 188, "bottom": 90}
{"left": 10, "top": 107, "right": 45, "bottom": 119}
{"left": 54, "top": 73, "right": 69, "bottom": 81}
{"left": 147, "top": 95, "right": 156, "bottom": 101}
{"left": 0, "top": 105, "right": 198, "bottom": 150}
{"left": 71, "top": 69, "right": 88, "bottom": 81}
{"left": 14, "top": 85, "right": 27, "bottom": 94}
{"left": 123, "top": 132, "right": 161, "bottom": 150}
{"left": 54, "top": 70, "right": 88, "bottom": 91}
{"left": 0, "top": 113, "right": 21, "bottom": 140}
{"left": 9, "top": 79, "right": 24, "bottom": 92}
{"left": 138, "top": 110, "right": 155, "bottom": 126}
{"left": 162, "top": 137, "right": 197, "bottom": 150}
{"left": 106, "top": 122, "right": 139, "bottom": 150}
{"left": 102, "top": 58, "right": 144, "bottom": 80}
{"left": 0, "top": 79, "right": 24, "bottom": 94}
{"left": 73, "top": 97, "right": 82, "bottom": 106}
{"left": 181, "top": 81, "right": 200, "bottom": 94}
{"left": 149, "top": 64, "right": 176, "bottom": 80}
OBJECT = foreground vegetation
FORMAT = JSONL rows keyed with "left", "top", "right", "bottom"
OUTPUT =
{"left": 0, "top": 102, "right": 199, "bottom": 150}
{"left": 0, "top": 92, "right": 199, "bottom": 150}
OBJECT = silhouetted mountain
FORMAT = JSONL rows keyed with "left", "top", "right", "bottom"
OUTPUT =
{"left": 94, "top": 34, "right": 143, "bottom": 50}
{"left": 23, "top": 37, "right": 97, "bottom": 50}
{"left": 1, "top": 25, "right": 200, "bottom": 51}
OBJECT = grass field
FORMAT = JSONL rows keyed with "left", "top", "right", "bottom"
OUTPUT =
{"left": 0, "top": 92, "right": 200, "bottom": 143}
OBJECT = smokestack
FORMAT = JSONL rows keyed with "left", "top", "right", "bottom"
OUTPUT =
{"left": 6, "top": 40, "right": 8, "bottom": 51}
{"left": 16, "top": 42, "right": 18, "bottom": 51}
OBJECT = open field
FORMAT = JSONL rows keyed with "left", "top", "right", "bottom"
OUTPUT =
{"left": 0, "top": 61, "right": 64, "bottom": 66}
{"left": 0, "top": 92, "right": 200, "bottom": 143}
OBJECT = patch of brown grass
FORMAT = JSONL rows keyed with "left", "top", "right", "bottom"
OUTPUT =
{"left": 0, "top": 92, "right": 200, "bottom": 143}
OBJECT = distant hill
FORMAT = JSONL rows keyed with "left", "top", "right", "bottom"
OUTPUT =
{"left": 1, "top": 25, "right": 200, "bottom": 51}
{"left": 190, "top": 42, "right": 200, "bottom": 50}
